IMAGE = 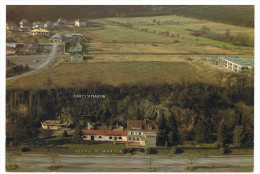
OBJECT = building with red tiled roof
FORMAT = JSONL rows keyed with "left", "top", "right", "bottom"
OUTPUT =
{"left": 82, "top": 129, "right": 127, "bottom": 142}
{"left": 127, "top": 120, "right": 159, "bottom": 147}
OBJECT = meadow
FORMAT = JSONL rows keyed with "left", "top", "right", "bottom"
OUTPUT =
{"left": 7, "top": 61, "right": 221, "bottom": 89}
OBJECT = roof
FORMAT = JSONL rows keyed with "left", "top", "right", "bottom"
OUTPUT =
{"left": 75, "top": 19, "right": 86, "bottom": 22}
{"left": 24, "top": 36, "right": 39, "bottom": 44}
{"left": 219, "top": 56, "right": 254, "bottom": 68}
{"left": 6, "top": 38, "right": 16, "bottom": 43}
{"left": 52, "top": 33, "right": 72, "bottom": 39}
{"left": 82, "top": 129, "right": 127, "bottom": 136}
{"left": 20, "top": 19, "right": 29, "bottom": 24}
{"left": 6, "top": 47, "right": 16, "bottom": 50}
{"left": 44, "top": 21, "right": 53, "bottom": 25}
{"left": 127, "top": 120, "right": 159, "bottom": 132}
{"left": 7, "top": 21, "right": 18, "bottom": 26}
{"left": 31, "top": 29, "right": 49, "bottom": 32}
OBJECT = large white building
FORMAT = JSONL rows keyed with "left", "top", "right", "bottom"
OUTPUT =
{"left": 82, "top": 130, "right": 127, "bottom": 142}
{"left": 127, "top": 120, "right": 159, "bottom": 147}
{"left": 75, "top": 19, "right": 86, "bottom": 27}
{"left": 30, "top": 29, "right": 50, "bottom": 37}
{"left": 218, "top": 56, "right": 254, "bottom": 74}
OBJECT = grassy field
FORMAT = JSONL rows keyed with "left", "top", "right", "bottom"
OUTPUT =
{"left": 7, "top": 61, "right": 211, "bottom": 89}
{"left": 86, "top": 26, "right": 175, "bottom": 43}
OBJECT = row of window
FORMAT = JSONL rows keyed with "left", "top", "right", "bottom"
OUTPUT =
{"left": 130, "top": 131, "right": 143, "bottom": 135}
{"left": 129, "top": 137, "right": 140, "bottom": 141}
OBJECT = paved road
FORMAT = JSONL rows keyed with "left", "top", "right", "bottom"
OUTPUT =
{"left": 7, "top": 43, "right": 63, "bottom": 80}
{"left": 6, "top": 153, "right": 253, "bottom": 172}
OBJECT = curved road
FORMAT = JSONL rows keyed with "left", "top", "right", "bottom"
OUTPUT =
{"left": 7, "top": 43, "right": 63, "bottom": 80}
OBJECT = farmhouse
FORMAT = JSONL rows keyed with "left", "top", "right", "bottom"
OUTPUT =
{"left": 24, "top": 36, "right": 39, "bottom": 53}
{"left": 82, "top": 130, "right": 128, "bottom": 142}
{"left": 218, "top": 56, "right": 254, "bottom": 74}
{"left": 127, "top": 120, "right": 159, "bottom": 147}
{"left": 6, "top": 38, "right": 17, "bottom": 48}
{"left": 51, "top": 33, "right": 72, "bottom": 43}
{"left": 20, "top": 19, "right": 30, "bottom": 30}
{"left": 44, "top": 21, "right": 54, "bottom": 29}
{"left": 32, "top": 21, "right": 43, "bottom": 29}
{"left": 71, "top": 52, "right": 84, "bottom": 62}
{"left": 30, "top": 29, "right": 50, "bottom": 37}
{"left": 6, "top": 47, "right": 16, "bottom": 55}
{"left": 71, "top": 41, "right": 83, "bottom": 53}
{"left": 75, "top": 19, "right": 86, "bottom": 27}
{"left": 54, "top": 18, "right": 68, "bottom": 28}
{"left": 6, "top": 21, "right": 19, "bottom": 32}
{"left": 41, "top": 120, "right": 71, "bottom": 130}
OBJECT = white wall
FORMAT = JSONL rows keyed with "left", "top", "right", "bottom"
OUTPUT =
{"left": 82, "top": 134, "right": 127, "bottom": 142}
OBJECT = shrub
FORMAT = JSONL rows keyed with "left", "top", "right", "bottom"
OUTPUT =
{"left": 219, "top": 147, "right": 231, "bottom": 154}
{"left": 145, "top": 147, "right": 151, "bottom": 154}
{"left": 214, "top": 142, "right": 220, "bottom": 148}
{"left": 20, "top": 146, "right": 30, "bottom": 152}
{"left": 171, "top": 147, "right": 183, "bottom": 154}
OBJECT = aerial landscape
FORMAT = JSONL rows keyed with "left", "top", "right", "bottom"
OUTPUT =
{"left": 5, "top": 5, "right": 254, "bottom": 172}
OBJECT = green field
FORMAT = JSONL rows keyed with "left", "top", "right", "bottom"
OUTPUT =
{"left": 86, "top": 26, "right": 174, "bottom": 43}
{"left": 7, "top": 61, "right": 202, "bottom": 89}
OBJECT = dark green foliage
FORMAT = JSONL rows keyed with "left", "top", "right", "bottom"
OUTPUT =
{"left": 72, "top": 123, "right": 83, "bottom": 144}
{"left": 6, "top": 79, "right": 254, "bottom": 147}
{"left": 219, "top": 147, "right": 231, "bottom": 154}
{"left": 217, "top": 120, "right": 228, "bottom": 147}
{"left": 171, "top": 147, "right": 183, "bottom": 154}
{"left": 7, "top": 6, "right": 253, "bottom": 28}
{"left": 20, "top": 146, "right": 30, "bottom": 152}
{"left": 233, "top": 125, "right": 245, "bottom": 148}
{"left": 145, "top": 147, "right": 151, "bottom": 154}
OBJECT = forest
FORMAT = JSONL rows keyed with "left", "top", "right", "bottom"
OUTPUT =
{"left": 6, "top": 5, "right": 254, "bottom": 28}
{"left": 6, "top": 74, "right": 254, "bottom": 148}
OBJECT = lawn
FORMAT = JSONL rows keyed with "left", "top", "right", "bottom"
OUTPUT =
{"left": 7, "top": 61, "right": 200, "bottom": 89}
{"left": 86, "top": 26, "right": 174, "bottom": 43}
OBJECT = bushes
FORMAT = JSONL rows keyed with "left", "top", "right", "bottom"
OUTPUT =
{"left": 219, "top": 147, "right": 232, "bottom": 154}
{"left": 145, "top": 147, "right": 151, "bottom": 154}
{"left": 171, "top": 147, "right": 183, "bottom": 154}
{"left": 20, "top": 145, "right": 30, "bottom": 152}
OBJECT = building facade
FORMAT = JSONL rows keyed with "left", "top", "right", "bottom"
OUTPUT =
{"left": 30, "top": 29, "right": 50, "bottom": 37}
{"left": 75, "top": 19, "right": 86, "bottom": 27}
{"left": 218, "top": 56, "right": 254, "bottom": 74}
{"left": 82, "top": 130, "right": 127, "bottom": 142}
{"left": 127, "top": 120, "right": 159, "bottom": 147}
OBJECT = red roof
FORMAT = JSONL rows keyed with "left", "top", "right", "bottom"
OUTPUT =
{"left": 82, "top": 129, "right": 127, "bottom": 136}
{"left": 6, "top": 47, "right": 16, "bottom": 51}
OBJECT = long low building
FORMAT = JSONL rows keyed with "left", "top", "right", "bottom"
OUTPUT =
{"left": 30, "top": 29, "right": 50, "bottom": 37}
{"left": 82, "top": 130, "right": 127, "bottom": 142}
{"left": 218, "top": 56, "right": 254, "bottom": 74}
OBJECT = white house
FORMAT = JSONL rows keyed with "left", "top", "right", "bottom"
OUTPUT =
{"left": 20, "top": 19, "right": 30, "bottom": 30}
{"left": 75, "top": 19, "right": 86, "bottom": 27}
{"left": 30, "top": 29, "right": 50, "bottom": 37}
{"left": 6, "top": 47, "right": 16, "bottom": 55}
{"left": 44, "top": 21, "right": 54, "bottom": 29}
{"left": 82, "top": 130, "right": 127, "bottom": 142}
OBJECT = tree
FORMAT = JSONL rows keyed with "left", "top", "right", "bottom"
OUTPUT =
{"left": 217, "top": 120, "right": 228, "bottom": 147}
{"left": 73, "top": 123, "right": 83, "bottom": 144}
{"left": 200, "top": 26, "right": 210, "bottom": 34}
{"left": 233, "top": 125, "right": 245, "bottom": 148}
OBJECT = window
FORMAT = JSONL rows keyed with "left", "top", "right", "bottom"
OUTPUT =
{"left": 137, "top": 138, "right": 139, "bottom": 141}
{"left": 129, "top": 138, "right": 131, "bottom": 141}
{"left": 99, "top": 136, "right": 102, "bottom": 139}
{"left": 139, "top": 132, "right": 142, "bottom": 135}
{"left": 109, "top": 136, "right": 112, "bottom": 139}
{"left": 133, "top": 138, "right": 135, "bottom": 141}
{"left": 119, "top": 137, "right": 122, "bottom": 140}
{"left": 83, "top": 135, "right": 87, "bottom": 138}
{"left": 131, "top": 132, "right": 134, "bottom": 135}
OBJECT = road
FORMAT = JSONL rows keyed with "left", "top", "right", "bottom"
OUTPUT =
{"left": 7, "top": 43, "right": 63, "bottom": 80}
{"left": 6, "top": 153, "right": 253, "bottom": 172}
